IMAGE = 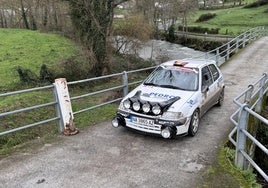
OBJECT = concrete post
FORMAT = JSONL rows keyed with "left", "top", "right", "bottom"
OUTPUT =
{"left": 54, "top": 78, "right": 78, "bottom": 135}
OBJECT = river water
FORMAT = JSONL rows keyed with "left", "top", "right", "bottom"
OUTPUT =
{"left": 138, "top": 39, "right": 212, "bottom": 64}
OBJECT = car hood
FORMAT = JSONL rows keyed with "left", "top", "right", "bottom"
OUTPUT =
{"left": 125, "top": 84, "right": 195, "bottom": 110}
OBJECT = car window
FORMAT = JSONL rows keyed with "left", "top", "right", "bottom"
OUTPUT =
{"left": 144, "top": 66, "right": 199, "bottom": 91}
{"left": 202, "top": 66, "right": 213, "bottom": 87}
{"left": 208, "top": 64, "right": 220, "bottom": 81}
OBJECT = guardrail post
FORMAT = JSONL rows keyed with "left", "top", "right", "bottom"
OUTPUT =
{"left": 53, "top": 83, "right": 64, "bottom": 133}
{"left": 216, "top": 48, "right": 219, "bottom": 65}
{"left": 235, "top": 104, "right": 249, "bottom": 170}
{"left": 242, "top": 33, "right": 246, "bottom": 48}
{"left": 244, "top": 85, "right": 254, "bottom": 104}
{"left": 235, "top": 38, "right": 239, "bottom": 53}
{"left": 122, "top": 71, "right": 129, "bottom": 97}
{"left": 227, "top": 43, "right": 230, "bottom": 60}
{"left": 255, "top": 73, "right": 267, "bottom": 113}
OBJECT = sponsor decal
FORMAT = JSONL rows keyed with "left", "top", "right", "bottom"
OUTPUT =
{"left": 218, "top": 76, "right": 223, "bottom": 82}
{"left": 187, "top": 98, "right": 197, "bottom": 105}
{"left": 149, "top": 92, "right": 176, "bottom": 99}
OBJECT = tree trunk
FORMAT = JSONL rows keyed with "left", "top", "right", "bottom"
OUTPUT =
{"left": 0, "top": 10, "right": 4, "bottom": 28}
{"left": 67, "top": 0, "right": 129, "bottom": 76}
{"left": 20, "top": 0, "right": 29, "bottom": 29}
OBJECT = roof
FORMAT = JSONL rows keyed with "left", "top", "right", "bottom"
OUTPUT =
{"left": 161, "top": 59, "right": 216, "bottom": 69}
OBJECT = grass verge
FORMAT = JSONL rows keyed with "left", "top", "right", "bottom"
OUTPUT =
{"left": 199, "top": 143, "right": 262, "bottom": 188}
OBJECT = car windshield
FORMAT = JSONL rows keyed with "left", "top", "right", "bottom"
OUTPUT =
{"left": 144, "top": 66, "right": 199, "bottom": 91}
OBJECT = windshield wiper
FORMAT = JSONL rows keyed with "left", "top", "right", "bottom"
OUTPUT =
{"left": 159, "top": 85, "right": 187, "bottom": 90}
{"left": 143, "top": 82, "right": 159, "bottom": 86}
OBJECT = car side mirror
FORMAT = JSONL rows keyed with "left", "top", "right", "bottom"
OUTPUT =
{"left": 202, "top": 85, "right": 209, "bottom": 93}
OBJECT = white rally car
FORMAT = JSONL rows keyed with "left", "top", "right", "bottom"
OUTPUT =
{"left": 112, "top": 59, "right": 225, "bottom": 138}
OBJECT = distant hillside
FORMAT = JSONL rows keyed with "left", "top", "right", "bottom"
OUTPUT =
{"left": 191, "top": 3, "right": 268, "bottom": 35}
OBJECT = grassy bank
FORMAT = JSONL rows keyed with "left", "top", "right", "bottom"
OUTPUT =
{"left": 0, "top": 29, "right": 77, "bottom": 91}
{"left": 190, "top": 3, "right": 268, "bottom": 35}
{"left": 0, "top": 29, "right": 152, "bottom": 155}
{"left": 199, "top": 143, "right": 261, "bottom": 188}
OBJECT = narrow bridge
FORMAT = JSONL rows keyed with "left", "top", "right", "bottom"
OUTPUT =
{"left": 0, "top": 36, "right": 267, "bottom": 188}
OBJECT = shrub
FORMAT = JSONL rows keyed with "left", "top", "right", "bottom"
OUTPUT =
{"left": 16, "top": 66, "right": 38, "bottom": 83}
{"left": 56, "top": 56, "right": 91, "bottom": 81}
{"left": 196, "top": 13, "right": 217, "bottom": 22}
{"left": 178, "top": 25, "right": 220, "bottom": 34}
{"left": 244, "top": 0, "right": 268, "bottom": 8}
{"left": 39, "top": 64, "right": 55, "bottom": 83}
{"left": 167, "top": 24, "right": 175, "bottom": 42}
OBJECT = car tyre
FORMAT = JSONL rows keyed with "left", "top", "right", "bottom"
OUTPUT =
{"left": 188, "top": 109, "right": 200, "bottom": 136}
{"left": 216, "top": 88, "right": 224, "bottom": 106}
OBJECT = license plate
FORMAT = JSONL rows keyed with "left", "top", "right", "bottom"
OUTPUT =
{"left": 130, "top": 116, "right": 154, "bottom": 126}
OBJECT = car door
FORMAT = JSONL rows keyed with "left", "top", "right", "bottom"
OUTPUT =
{"left": 200, "top": 65, "right": 218, "bottom": 116}
{"left": 208, "top": 64, "right": 222, "bottom": 102}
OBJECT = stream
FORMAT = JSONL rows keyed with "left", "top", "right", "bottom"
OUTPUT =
{"left": 138, "top": 39, "right": 213, "bottom": 64}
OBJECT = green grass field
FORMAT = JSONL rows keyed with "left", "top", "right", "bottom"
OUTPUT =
{"left": 190, "top": 3, "right": 268, "bottom": 35}
{"left": 0, "top": 29, "right": 77, "bottom": 91}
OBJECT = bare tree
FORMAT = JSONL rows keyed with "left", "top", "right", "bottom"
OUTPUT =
{"left": 66, "top": 0, "right": 130, "bottom": 76}
{"left": 20, "top": 0, "right": 29, "bottom": 29}
{"left": 113, "top": 14, "right": 153, "bottom": 55}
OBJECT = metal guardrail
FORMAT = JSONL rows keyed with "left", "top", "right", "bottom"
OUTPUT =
{"left": 0, "top": 27, "right": 267, "bottom": 137}
{"left": 0, "top": 66, "right": 156, "bottom": 136}
{"left": 192, "top": 26, "right": 268, "bottom": 66}
{"left": 229, "top": 73, "right": 268, "bottom": 182}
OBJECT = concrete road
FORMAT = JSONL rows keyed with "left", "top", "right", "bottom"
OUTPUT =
{"left": 0, "top": 37, "right": 268, "bottom": 188}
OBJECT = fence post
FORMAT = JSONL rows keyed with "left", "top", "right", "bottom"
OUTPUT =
{"left": 54, "top": 78, "right": 78, "bottom": 135}
{"left": 243, "top": 33, "right": 246, "bottom": 48}
{"left": 53, "top": 83, "right": 64, "bottom": 133}
{"left": 235, "top": 104, "right": 249, "bottom": 170}
{"left": 227, "top": 43, "right": 230, "bottom": 60}
{"left": 235, "top": 38, "right": 239, "bottom": 53}
{"left": 244, "top": 85, "right": 254, "bottom": 104}
{"left": 255, "top": 73, "right": 267, "bottom": 113}
{"left": 216, "top": 48, "right": 219, "bottom": 65}
{"left": 122, "top": 71, "right": 129, "bottom": 97}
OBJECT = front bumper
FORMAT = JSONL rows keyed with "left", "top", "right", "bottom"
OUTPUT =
{"left": 112, "top": 112, "right": 190, "bottom": 138}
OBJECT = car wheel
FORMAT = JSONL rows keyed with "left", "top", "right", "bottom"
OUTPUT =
{"left": 188, "top": 109, "right": 200, "bottom": 136}
{"left": 216, "top": 88, "right": 224, "bottom": 106}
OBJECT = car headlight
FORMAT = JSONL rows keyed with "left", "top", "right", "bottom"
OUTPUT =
{"left": 162, "top": 111, "right": 186, "bottom": 123}
{"left": 123, "top": 99, "right": 131, "bottom": 109}
{"left": 162, "top": 111, "right": 183, "bottom": 119}
{"left": 142, "top": 103, "right": 151, "bottom": 113}
{"left": 133, "top": 101, "right": 141, "bottom": 111}
{"left": 152, "top": 104, "right": 161, "bottom": 115}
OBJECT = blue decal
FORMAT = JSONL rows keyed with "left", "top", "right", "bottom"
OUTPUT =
{"left": 218, "top": 76, "right": 223, "bottom": 82}
{"left": 149, "top": 92, "right": 176, "bottom": 99}
{"left": 187, "top": 99, "right": 197, "bottom": 105}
